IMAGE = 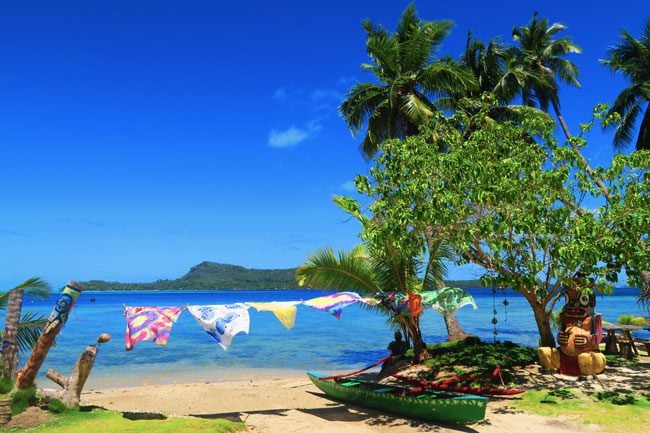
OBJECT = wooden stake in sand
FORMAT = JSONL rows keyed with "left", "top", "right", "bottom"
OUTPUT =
{"left": 15, "top": 281, "right": 83, "bottom": 389}
{"left": 41, "top": 333, "right": 111, "bottom": 407}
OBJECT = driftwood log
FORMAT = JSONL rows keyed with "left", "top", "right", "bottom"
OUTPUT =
{"left": 40, "top": 333, "right": 111, "bottom": 407}
{"left": 15, "top": 281, "right": 83, "bottom": 389}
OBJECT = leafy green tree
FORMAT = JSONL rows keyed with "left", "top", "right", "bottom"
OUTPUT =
{"left": 296, "top": 197, "right": 469, "bottom": 362}
{"left": 351, "top": 100, "right": 650, "bottom": 347}
{"left": 510, "top": 13, "right": 582, "bottom": 139}
{"left": 339, "top": 3, "right": 475, "bottom": 158}
{"left": 601, "top": 17, "right": 650, "bottom": 151}
{"left": 1, "top": 277, "right": 51, "bottom": 379}
{"left": 296, "top": 244, "right": 438, "bottom": 363}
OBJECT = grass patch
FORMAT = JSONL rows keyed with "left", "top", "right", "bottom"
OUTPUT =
{"left": 2, "top": 406, "right": 246, "bottom": 433}
{"left": 0, "top": 378, "right": 13, "bottom": 394}
{"left": 514, "top": 389, "right": 650, "bottom": 433}
{"left": 540, "top": 388, "right": 578, "bottom": 403}
{"left": 604, "top": 354, "right": 638, "bottom": 368}
{"left": 46, "top": 398, "right": 69, "bottom": 414}
{"left": 7, "top": 385, "right": 36, "bottom": 415}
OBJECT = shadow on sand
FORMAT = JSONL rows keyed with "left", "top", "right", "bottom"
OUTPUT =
{"left": 190, "top": 408, "right": 291, "bottom": 423}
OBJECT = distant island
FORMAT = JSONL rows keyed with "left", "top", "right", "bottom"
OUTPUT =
{"left": 82, "top": 261, "right": 484, "bottom": 291}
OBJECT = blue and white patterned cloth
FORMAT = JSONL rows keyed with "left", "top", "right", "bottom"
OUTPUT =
{"left": 187, "top": 303, "right": 250, "bottom": 350}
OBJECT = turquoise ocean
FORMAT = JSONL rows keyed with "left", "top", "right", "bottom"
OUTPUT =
{"left": 14, "top": 288, "right": 650, "bottom": 389}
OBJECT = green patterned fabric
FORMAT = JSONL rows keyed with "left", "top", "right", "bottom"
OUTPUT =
{"left": 419, "top": 287, "right": 477, "bottom": 315}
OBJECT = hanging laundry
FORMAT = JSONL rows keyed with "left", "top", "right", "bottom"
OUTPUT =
{"left": 419, "top": 288, "right": 478, "bottom": 315}
{"left": 406, "top": 292, "right": 425, "bottom": 317}
{"left": 124, "top": 306, "right": 183, "bottom": 351}
{"left": 246, "top": 301, "right": 300, "bottom": 329}
{"left": 360, "top": 296, "right": 381, "bottom": 306}
{"left": 187, "top": 304, "right": 250, "bottom": 350}
{"left": 374, "top": 292, "right": 409, "bottom": 315}
{"left": 302, "top": 292, "right": 365, "bottom": 319}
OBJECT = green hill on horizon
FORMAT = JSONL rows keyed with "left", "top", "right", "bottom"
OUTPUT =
{"left": 82, "top": 261, "right": 484, "bottom": 291}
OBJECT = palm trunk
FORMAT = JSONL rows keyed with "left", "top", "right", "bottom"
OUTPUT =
{"left": 404, "top": 317, "right": 430, "bottom": 363}
{"left": 2, "top": 288, "right": 24, "bottom": 380}
{"left": 551, "top": 99, "right": 572, "bottom": 140}
{"left": 443, "top": 312, "right": 470, "bottom": 341}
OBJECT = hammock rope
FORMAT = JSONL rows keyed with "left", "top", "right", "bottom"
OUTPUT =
{"left": 317, "top": 355, "right": 391, "bottom": 381}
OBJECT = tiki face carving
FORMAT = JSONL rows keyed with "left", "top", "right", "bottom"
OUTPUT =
{"left": 556, "top": 279, "right": 604, "bottom": 375}
{"left": 44, "top": 284, "right": 81, "bottom": 335}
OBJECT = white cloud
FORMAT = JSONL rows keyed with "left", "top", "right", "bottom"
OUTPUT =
{"left": 0, "top": 228, "right": 26, "bottom": 237}
{"left": 337, "top": 76, "right": 356, "bottom": 86}
{"left": 268, "top": 121, "right": 322, "bottom": 149}
{"left": 272, "top": 87, "right": 289, "bottom": 103}
{"left": 268, "top": 126, "right": 310, "bottom": 148}
{"left": 341, "top": 180, "right": 356, "bottom": 192}
{"left": 310, "top": 89, "right": 343, "bottom": 102}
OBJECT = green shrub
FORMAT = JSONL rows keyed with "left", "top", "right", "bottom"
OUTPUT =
{"left": 617, "top": 314, "right": 648, "bottom": 327}
{"left": 9, "top": 385, "right": 36, "bottom": 415}
{"left": 423, "top": 337, "right": 537, "bottom": 382}
{"left": 0, "top": 378, "right": 13, "bottom": 394}
{"left": 47, "top": 398, "right": 69, "bottom": 414}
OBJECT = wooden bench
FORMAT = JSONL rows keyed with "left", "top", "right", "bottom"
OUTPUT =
{"left": 634, "top": 339, "right": 650, "bottom": 356}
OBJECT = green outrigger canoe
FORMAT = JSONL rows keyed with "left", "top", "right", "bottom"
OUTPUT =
{"left": 307, "top": 372, "right": 488, "bottom": 424}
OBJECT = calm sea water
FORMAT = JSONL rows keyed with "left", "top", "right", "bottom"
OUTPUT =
{"left": 12, "top": 288, "right": 649, "bottom": 389}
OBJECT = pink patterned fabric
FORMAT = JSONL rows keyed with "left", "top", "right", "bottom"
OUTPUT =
{"left": 124, "top": 306, "right": 183, "bottom": 350}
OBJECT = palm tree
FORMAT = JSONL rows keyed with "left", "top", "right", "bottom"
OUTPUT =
{"left": 510, "top": 13, "right": 582, "bottom": 139}
{"left": 296, "top": 244, "right": 435, "bottom": 363}
{"left": 442, "top": 33, "right": 551, "bottom": 128}
{"left": 1, "top": 277, "right": 51, "bottom": 380}
{"left": 601, "top": 18, "right": 650, "bottom": 151}
{"left": 339, "top": 3, "right": 475, "bottom": 159}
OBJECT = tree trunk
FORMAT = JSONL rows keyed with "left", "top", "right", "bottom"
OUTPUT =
{"left": 1, "top": 288, "right": 24, "bottom": 380}
{"left": 15, "top": 281, "right": 83, "bottom": 390}
{"left": 551, "top": 99, "right": 572, "bottom": 140}
{"left": 40, "top": 334, "right": 110, "bottom": 408}
{"left": 443, "top": 312, "right": 470, "bottom": 341}
{"left": 522, "top": 289, "right": 556, "bottom": 347}
{"left": 406, "top": 318, "right": 430, "bottom": 363}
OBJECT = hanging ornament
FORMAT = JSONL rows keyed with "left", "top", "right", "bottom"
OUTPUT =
{"left": 491, "top": 287, "right": 498, "bottom": 342}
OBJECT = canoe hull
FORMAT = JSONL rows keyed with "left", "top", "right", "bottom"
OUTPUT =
{"left": 307, "top": 372, "right": 487, "bottom": 424}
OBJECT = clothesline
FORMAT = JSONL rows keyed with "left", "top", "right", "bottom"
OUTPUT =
{"left": 123, "top": 289, "right": 477, "bottom": 352}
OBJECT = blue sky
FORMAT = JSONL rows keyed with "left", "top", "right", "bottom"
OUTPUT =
{"left": 1, "top": 1, "right": 648, "bottom": 289}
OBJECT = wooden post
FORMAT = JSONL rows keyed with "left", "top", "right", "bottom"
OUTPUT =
{"left": 40, "top": 333, "right": 111, "bottom": 407}
{"left": 15, "top": 281, "right": 83, "bottom": 389}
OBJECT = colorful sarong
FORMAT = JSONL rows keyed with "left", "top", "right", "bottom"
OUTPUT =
{"left": 124, "top": 306, "right": 183, "bottom": 351}
{"left": 407, "top": 292, "right": 425, "bottom": 317}
{"left": 187, "top": 304, "right": 250, "bottom": 350}
{"left": 419, "top": 287, "right": 478, "bottom": 315}
{"left": 302, "top": 292, "right": 364, "bottom": 319}
{"left": 246, "top": 301, "right": 300, "bottom": 329}
{"left": 374, "top": 292, "right": 408, "bottom": 315}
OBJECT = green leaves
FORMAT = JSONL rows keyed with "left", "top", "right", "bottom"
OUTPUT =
{"left": 602, "top": 18, "right": 650, "bottom": 151}
{"left": 339, "top": 4, "right": 476, "bottom": 159}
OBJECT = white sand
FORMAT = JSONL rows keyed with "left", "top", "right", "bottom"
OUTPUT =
{"left": 82, "top": 376, "right": 605, "bottom": 433}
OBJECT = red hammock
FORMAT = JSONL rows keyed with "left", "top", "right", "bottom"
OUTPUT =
{"left": 392, "top": 366, "right": 525, "bottom": 396}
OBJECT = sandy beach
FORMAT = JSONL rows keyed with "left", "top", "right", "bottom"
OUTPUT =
{"left": 81, "top": 375, "right": 606, "bottom": 433}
